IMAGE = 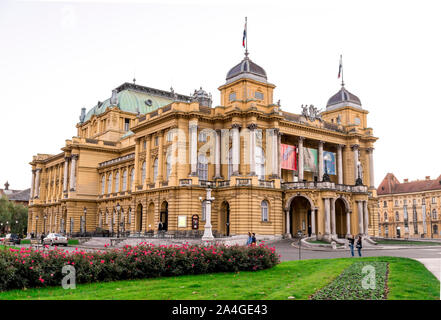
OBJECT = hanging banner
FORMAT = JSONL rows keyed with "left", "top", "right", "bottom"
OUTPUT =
{"left": 323, "top": 151, "right": 336, "bottom": 175}
{"left": 281, "top": 144, "right": 297, "bottom": 170}
{"left": 304, "top": 148, "right": 318, "bottom": 172}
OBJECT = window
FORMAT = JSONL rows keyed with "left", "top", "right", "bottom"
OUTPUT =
{"left": 107, "top": 173, "right": 112, "bottom": 193}
{"left": 154, "top": 136, "right": 159, "bottom": 146}
{"left": 166, "top": 130, "right": 173, "bottom": 142}
{"left": 124, "top": 118, "right": 130, "bottom": 132}
{"left": 432, "top": 197, "right": 436, "bottom": 204}
{"left": 228, "top": 148, "right": 233, "bottom": 179}
{"left": 383, "top": 201, "right": 387, "bottom": 207}
{"left": 395, "top": 212, "right": 400, "bottom": 221}
{"left": 385, "top": 225, "right": 389, "bottom": 237}
{"left": 198, "top": 131, "right": 207, "bottom": 142}
{"left": 141, "top": 162, "right": 146, "bottom": 183}
{"left": 413, "top": 199, "right": 416, "bottom": 205}
{"left": 433, "top": 224, "right": 438, "bottom": 235}
{"left": 122, "top": 170, "right": 127, "bottom": 191}
{"left": 128, "top": 207, "right": 132, "bottom": 224}
{"left": 101, "top": 175, "right": 105, "bottom": 195}
{"left": 143, "top": 140, "right": 146, "bottom": 150}
{"left": 130, "top": 169, "right": 134, "bottom": 190}
{"left": 197, "top": 154, "right": 208, "bottom": 181}
{"left": 255, "top": 91, "right": 264, "bottom": 100}
{"left": 433, "top": 209, "right": 437, "bottom": 220}
{"left": 201, "top": 200, "right": 207, "bottom": 221}
{"left": 115, "top": 171, "right": 120, "bottom": 192}
{"left": 384, "top": 212, "right": 388, "bottom": 222}
{"left": 261, "top": 200, "right": 269, "bottom": 222}
{"left": 395, "top": 200, "right": 398, "bottom": 206}
{"left": 229, "top": 92, "right": 236, "bottom": 101}
{"left": 256, "top": 146, "right": 265, "bottom": 180}
{"left": 153, "top": 158, "right": 158, "bottom": 181}
{"left": 422, "top": 198, "right": 425, "bottom": 205}
{"left": 166, "top": 154, "right": 172, "bottom": 181}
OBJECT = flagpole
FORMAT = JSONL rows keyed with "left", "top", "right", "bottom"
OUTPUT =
{"left": 341, "top": 54, "right": 344, "bottom": 87}
{"left": 245, "top": 17, "right": 248, "bottom": 57}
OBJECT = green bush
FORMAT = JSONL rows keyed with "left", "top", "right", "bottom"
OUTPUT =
{"left": 67, "top": 239, "right": 79, "bottom": 245}
{"left": 0, "top": 242, "right": 279, "bottom": 291}
{"left": 20, "top": 239, "right": 31, "bottom": 244}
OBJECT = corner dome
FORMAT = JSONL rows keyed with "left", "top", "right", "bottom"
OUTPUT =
{"left": 326, "top": 86, "right": 362, "bottom": 110}
{"left": 226, "top": 56, "right": 267, "bottom": 84}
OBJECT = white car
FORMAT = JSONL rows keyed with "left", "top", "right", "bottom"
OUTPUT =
{"left": 43, "top": 233, "right": 68, "bottom": 246}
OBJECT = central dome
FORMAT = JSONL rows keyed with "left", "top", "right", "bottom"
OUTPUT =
{"left": 326, "top": 86, "right": 362, "bottom": 110}
{"left": 226, "top": 56, "right": 267, "bottom": 84}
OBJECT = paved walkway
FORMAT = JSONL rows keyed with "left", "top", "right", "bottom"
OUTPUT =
{"left": 416, "top": 258, "right": 441, "bottom": 280}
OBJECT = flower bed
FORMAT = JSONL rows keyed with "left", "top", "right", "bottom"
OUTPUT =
{"left": 0, "top": 242, "right": 279, "bottom": 291}
{"left": 310, "top": 261, "right": 388, "bottom": 300}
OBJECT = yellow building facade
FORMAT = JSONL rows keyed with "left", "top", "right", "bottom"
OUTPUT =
{"left": 27, "top": 53, "right": 379, "bottom": 241}
{"left": 377, "top": 173, "right": 441, "bottom": 239}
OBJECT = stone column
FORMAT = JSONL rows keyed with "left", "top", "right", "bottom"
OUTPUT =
{"left": 346, "top": 210, "right": 351, "bottom": 237}
{"left": 69, "top": 154, "right": 78, "bottom": 191}
{"left": 30, "top": 170, "right": 35, "bottom": 200}
{"left": 298, "top": 137, "right": 304, "bottom": 181}
{"left": 352, "top": 144, "right": 359, "bottom": 183}
{"left": 202, "top": 188, "right": 215, "bottom": 240}
{"left": 318, "top": 141, "right": 324, "bottom": 181}
{"left": 145, "top": 135, "right": 151, "bottom": 184}
{"left": 278, "top": 131, "right": 282, "bottom": 178}
{"left": 311, "top": 208, "right": 316, "bottom": 237}
{"left": 337, "top": 144, "right": 344, "bottom": 184}
{"left": 231, "top": 124, "right": 241, "bottom": 176}
{"left": 133, "top": 139, "right": 140, "bottom": 190}
{"left": 285, "top": 209, "right": 291, "bottom": 235}
{"left": 357, "top": 200, "right": 364, "bottom": 235}
{"left": 157, "top": 130, "right": 164, "bottom": 182}
{"left": 63, "top": 157, "right": 69, "bottom": 192}
{"left": 368, "top": 148, "right": 375, "bottom": 188}
{"left": 363, "top": 200, "right": 369, "bottom": 236}
{"left": 331, "top": 198, "right": 336, "bottom": 237}
{"left": 34, "top": 169, "right": 41, "bottom": 198}
{"left": 214, "top": 129, "right": 222, "bottom": 178}
{"left": 189, "top": 121, "right": 198, "bottom": 176}
{"left": 273, "top": 129, "right": 280, "bottom": 178}
{"left": 248, "top": 124, "right": 257, "bottom": 176}
{"left": 324, "top": 198, "right": 331, "bottom": 238}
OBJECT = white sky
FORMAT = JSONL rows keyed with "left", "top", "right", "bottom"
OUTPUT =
{"left": 1, "top": 0, "right": 440, "bottom": 190}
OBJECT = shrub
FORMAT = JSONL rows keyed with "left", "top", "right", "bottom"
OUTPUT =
{"left": 0, "top": 242, "right": 279, "bottom": 291}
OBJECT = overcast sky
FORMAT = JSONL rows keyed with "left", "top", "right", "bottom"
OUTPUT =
{"left": 1, "top": 0, "right": 440, "bottom": 190}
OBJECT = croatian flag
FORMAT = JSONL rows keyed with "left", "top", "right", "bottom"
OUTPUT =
{"left": 242, "top": 23, "right": 247, "bottom": 47}
{"left": 338, "top": 55, "right": 343, "bottom": 78}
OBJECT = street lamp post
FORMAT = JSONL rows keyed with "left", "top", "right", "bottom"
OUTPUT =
{"left": 297, "top": 230, "right": 304, "bottom": 260}
{"left": 83, "top": 207, "right": 87, "bottom": 236}
{"left": 116, "top": 203, "right": 121, "bottom": 238}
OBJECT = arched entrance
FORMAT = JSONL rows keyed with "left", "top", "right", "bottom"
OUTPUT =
{"left": 160, "top": 201, "right": 168, "bottom": 231}
{"left": 136, "top": 203, "right": 143, "bottom": 232}
{"left": 335, "top": 198, "right": 348, "bottom": 238}
{"left": 147, "top": 202, "right": 155, "bottom": 231}
{"left": 220, "top": 201, "right": 230, "bottom": 236}
{"left": 288, "top": 196, "right": 312, "bottom": 237}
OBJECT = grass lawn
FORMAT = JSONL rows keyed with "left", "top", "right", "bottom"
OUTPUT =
{"left": 375, "top": 240, "right": 441, "bottom": 246}
{"left": 0, "top": 256, "right": 438, "bottom": 300}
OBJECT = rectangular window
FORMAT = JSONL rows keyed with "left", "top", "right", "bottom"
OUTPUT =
{"left": 198, "top": 131, "right": 207, "bottom": 142}
{"left": 155, "top": 136, "right": 159, "bottom": 146}
{"left": 432, "top": 197, "right": 436, "bottom": 204}
{"left": 383, "top": 201, "right": 387, "bottom": 207}
{"left": 255, "top": 91, "right": 264, "bottom": 100}
{"left": 229, "top": 92, "right": 236, "bottom": 101}
{"left": 124, "top": 118, "right": 130, "bottom": 131}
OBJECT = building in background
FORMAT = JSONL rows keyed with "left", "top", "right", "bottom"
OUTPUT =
{"left": 377, "top": 173, "right": 441, "bottom": 238}
{"left": 0, "top": 181, "right": 30, "bottom": 207}
{"left": 27, "top": 51, "right": 378, "bottom": 241}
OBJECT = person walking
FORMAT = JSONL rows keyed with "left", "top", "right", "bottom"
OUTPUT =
{"left": 356, "top": 235, "right": 363, "bottom": 257}
{"left": 246, "top": 232, "right": 252, "bottom": 245}
{"left": 251, "top": 233, "right": 257, "bottom": 246}
{"left": 40, "top": 233, "right": 45, "bottom": 245}
{"left": 348, "top": 234, "right": 355, "bottom": 257}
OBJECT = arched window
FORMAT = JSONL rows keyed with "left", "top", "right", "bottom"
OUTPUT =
{"left": 98, "top": 211, "right": 102, "bottom": 228}
{"left": 256, "top": 146, "right": 265, "bottom": 180}
{"left": 122, "top": 169, "right": 127, "bottom": 191}
{"left": 384, "top": 212, "right": 388, "bottom": 221}
{"left": 153, "top": 158, "right": 158, "bottom": 181}
{"left": 166, "top": 154, "right": 172, "bottom": 181}
{"left": 128, "top": 207, "right": 132, "bottom": 224}
{"left": 130, "top": 169, "right": 134, "bottom": 190}
{"left": 395, "top": 212, "right": 400, "bottom": 221}
{"left": 115, "top": 171, "right": 120, "bottom": 192}
{"left": 107, "top": 173, "right": 112, "bottom": 194}
{"left": 201, "top": 200, "right": 207, "bottom": 221}
{"left": 433, "top": 209, "right": 437, "bottom": 220}
{"left": 141, "top": 162, "right": 146, "bottom": 184}
{"left": 261, "top": 200, "right": 269, "bottom": 222}
{"left": 197, "top": 154, "right": 208, "bottom": 180}
{"left": 101, "top": 175, "right": 105, "bottom": 195}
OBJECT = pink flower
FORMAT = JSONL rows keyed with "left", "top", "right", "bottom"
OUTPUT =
{"left": 100, "top": 260, "right": 105, "bottom": 264}
{"left": 90, "top": 262, "right": 93, "bottom": 265}
{"left": 39, "top": 277, "right": 44, "bottom": 283}
{"left": 29, "top": 266, "right": 33, "bottom": 270}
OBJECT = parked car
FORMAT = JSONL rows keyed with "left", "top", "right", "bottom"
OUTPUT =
{"left": 2, "top": 233, "right": 21, "bottom": 245}
{"left": 43, "top": 233, "right": 68, "bottom": 246}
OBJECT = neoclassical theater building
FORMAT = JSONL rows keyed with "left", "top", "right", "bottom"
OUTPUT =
{"left": 27, "top": 53, "right": 379, "bottom": 241}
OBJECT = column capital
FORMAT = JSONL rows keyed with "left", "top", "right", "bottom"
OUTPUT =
{"left": 298, "top": 136, "right": 305, "bottom": 142}
{"left": 36, "top": 168, "right": 42, "bottom": 172}
{"left": 318, "top": 140, "right": 325, "bottom": 146}
{"left": 337, "top": 144, "right": 345, "bottom": 150}
{"left": 366, "top": 147, "right": 374, "bottom": 153}
{"left": 351, "top": 144, "right": 359, "bottom": 151}
{"left": 231, "top": 123, "right": 242, "bottom": 129}
{"left": 247, "top": 123, "right": 257, "bottom": 130}
{"left": 215, "top": 128, "right": 222, "bottom": 134}
{"left": 71, "top": 154, "right": 79, "bottom": 160}
{"left": 273, "top": 128, "right": 280, "bottom": 135}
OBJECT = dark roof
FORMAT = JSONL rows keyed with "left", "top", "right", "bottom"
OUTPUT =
{"left": 7, "top": 188, "right": 30, "bottom": 202}
{"left": 226, "top": 56, "right": 267, "bottom": 81}
{"left": 327, "top": 86, "right": 361, "bottom": 107}
{"left": 377, "top": 173, "right": 441, "bottom": 195}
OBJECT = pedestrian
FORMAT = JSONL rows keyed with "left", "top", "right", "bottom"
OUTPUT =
{"left": 158, "top": 221, "right": 163, "bottom": 232}
{"left": 251, "top": 233, "right": 257, "bottom": 246}
{"left": 347, "top": 234, "right": 355, "bottom": 257}
{"left": 40, "top": 233, "right": 45, "bottom": 245}
{"left": 246, "top": 232, "right": 252, "bottom": 245}
{"left": 356, "top": 235, "right": 363, "bottom": 257}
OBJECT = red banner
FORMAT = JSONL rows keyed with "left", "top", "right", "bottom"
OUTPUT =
{"left": 281, "top": 144, "right": 297, "bottom": 170}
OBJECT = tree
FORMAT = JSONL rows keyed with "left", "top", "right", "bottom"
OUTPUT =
{"left": 0, "top": 196, "right": 28, "bottom": 236}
